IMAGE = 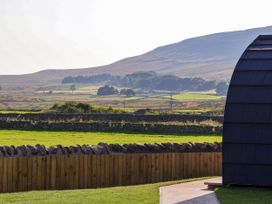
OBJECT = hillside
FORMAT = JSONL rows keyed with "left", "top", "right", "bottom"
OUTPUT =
{"left": 1, "top": 26, "right": 272, "bottom": 88}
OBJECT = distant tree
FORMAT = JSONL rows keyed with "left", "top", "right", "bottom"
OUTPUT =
{"left": 154, "top": 75, "right": 181, "bottom": 91}
{"left": 216, "top": 81, "right": 229, "bottom": 96}
{"left": 62, "top": 76, "right": 74, "bottom": 84}
{"left": 62, "top": 74, "right": 118, "bottom": 84}
{"left": 97, "top": 85, "right": 119, "bottom": 96}
{"left": 70, "top": 84, "right": 76, "bottom": 93}
{"left": 120, "top": 89, "right": 135, "bottom": 97}
{"left": 0, "top": 86, "right": 2, "bottom": 91}
{"left": 62, "top": 71, "right": 218, "bottom": 92}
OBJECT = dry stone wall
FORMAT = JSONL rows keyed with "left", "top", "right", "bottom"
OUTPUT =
{"left": 0, "top": 113, "right": 223, "bottom": 123}
{"left": 0, "top": 120, "right": 222, "bottom": 134}
{"left": 0, "top": 142, "right": 222, "bottom": 157}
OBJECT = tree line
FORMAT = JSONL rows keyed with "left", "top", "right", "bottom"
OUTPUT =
{"left": 62, "top": 71, "right": 228, "bottom": 95}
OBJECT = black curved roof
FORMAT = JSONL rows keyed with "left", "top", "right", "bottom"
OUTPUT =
{"left": 223, "top": 35, "right": 272, "bottom": 186}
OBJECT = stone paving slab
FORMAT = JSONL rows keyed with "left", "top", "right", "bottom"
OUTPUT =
{"left": 160, "top": 177, "right": 222, "bottom": 204}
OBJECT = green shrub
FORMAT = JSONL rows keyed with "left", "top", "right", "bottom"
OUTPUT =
{"left": 49, "top": 102, "right": 93, "bottom": 113}
{"left": 49, "top": 102, "right": 130, "bottom": 114}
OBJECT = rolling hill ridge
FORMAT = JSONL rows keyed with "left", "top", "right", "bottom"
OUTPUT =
{"left": 2, "top": 26, "right": 272, "bottom": 88}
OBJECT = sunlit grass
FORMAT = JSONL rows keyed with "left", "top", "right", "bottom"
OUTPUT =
{"left": 0, "top": 130, "right": 221, "bottom": 146}
{"left": 0, "top": 178, "right": 207, "bottom": 204}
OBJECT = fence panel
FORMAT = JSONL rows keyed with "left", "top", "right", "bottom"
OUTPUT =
{"left": 0, "top": 152, "right": 222, "bottom": 193}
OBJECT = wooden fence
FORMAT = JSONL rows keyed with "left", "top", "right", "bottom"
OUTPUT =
{"left": 0, "top": 152, "right": 222, "bottom": 193}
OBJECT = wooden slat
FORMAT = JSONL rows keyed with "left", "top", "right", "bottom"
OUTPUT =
{"left": 45, "top": 156, "right": 51, "bottom": 190}
{"left": 167, "top": 153, "right": 172, "bottom": 181}
{"left": 154, "top": 154, "right": 159, "bottom": 183}
{"left": 132, "top": 154, "right": 136, "bottom": 185}
{"left": 158, "top": 153, "right": 163, "bottom": 182}
{"left": 125, "top": 154, "right": 131, "bottom": 185}
{"left": 174, "top": 153, "right": 180, "bottom": 179}
{"left": 3, "top": 158, "right": 8, "bottom": 193}
{"left": 121, "top": 154, "right": 126, "bottom": 185}
{"left": 204, "top": 153, "right": 208, "bottom": 176}
{"left": 63, "top": 155, "right": 69, "bottom": 189}
{"left": 70, "top": 155, "right": 75, "bottom": 189}
{"left": 118, "top": 154, "right": 123, "bottom": 185}
{"left": 199, "top": 153, "right": 204, "bottom": 177}
{"left": 83, "top": 155, "right": 88, "bottom": 188}
{"left": 151, "top": 154, "right": 156, "bottom": 182}
{"left": 142, "top": 154, "right": 146, "bottom": 184}
{"left": 0, "top": 157, "right": 3, "bottom": 193}
{"left": 121, "top": 155, "right": 126, "bottom": 185}
{"left": 74, "top": 155, "right": 79, "bottom": 189}
{"left": 191, "top": 153, "right": 197, "bottom": 178}
{"left": 109, "top": 155, "right": 114, "bottom": 186}
{"left": 163, "top": 153, "right": 168, "bottom": 181}
{"left": 218, "top": 152, "right": 222, "bottom": 175}
{"left": 12, "top": 157, "right": 17, "bottom": 192}
{"left": 37, "top": 156, "right": 43, "bottom": 190}
{"left": 7, "top": 157, "right": 13, "bottom": 192}
{"left": 171, "top": 153, "right": 176, "bottom": 180}
{"left": 195, "top": 153, "right": 200, "bottom": 177}
{"left": 99, "top": 155, "right": 105, "bottom": 187}
{"left": 59, "top": 156, "right": 65, "bottom": 189}
{"left": 104, "top": 155, "right": 110, "bottom": 187}
{"left": 189, "top": 152, "right": 193, "bottom": 178}
{"left": 22, "top": 156, "right": 28, "bottom": 192}
{"left": 87, "top": 155, "right": 93, "bottom": 188}
{"left": 27, "top": 157, "right": 33, "bottom": 191}
{"left": 17, "top": 156, "right": 23, "bottom": 192}
{"left": 147, "top": 154, "right": 152, "bottom": 183}
{"left": 92, "top": 155, "right": 97, "bottom": 188}
{"left": 207, "top": 153, "right": 212, "bottom": 176}
{"left": 78, "top": 155, "right": 84, "bottom": 189}
{"left": 50, "top": 156, "right": 57, "bottom": 190}
{"left": 138, "top": 154, "right": 144, "bottom": 184}
{"left": 183, "top": 153, "right": 188, "bottom": 179}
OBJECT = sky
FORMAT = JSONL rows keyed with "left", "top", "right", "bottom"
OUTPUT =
{"left": 1, "top": 0, "right": 272, "bottom": 75}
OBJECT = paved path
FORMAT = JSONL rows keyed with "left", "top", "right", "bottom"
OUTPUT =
{"left": 160, "top": 177, "right": 221, "bottom": 204}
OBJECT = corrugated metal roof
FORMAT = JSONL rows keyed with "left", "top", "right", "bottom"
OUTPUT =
{"left": 223, "top": 35, "right": 272, "bottom": 186}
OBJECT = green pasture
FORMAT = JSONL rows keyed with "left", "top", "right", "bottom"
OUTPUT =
{"left": 0, "top": 130, "right": 221, "bottom": 146}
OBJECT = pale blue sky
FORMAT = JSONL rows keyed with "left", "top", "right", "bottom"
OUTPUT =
{"left": 1, "top": 0, "right": 272, "bottom": 74}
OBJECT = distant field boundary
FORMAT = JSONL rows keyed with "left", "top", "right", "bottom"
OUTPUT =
{"left": 0, "top": 113, "right": 223, "bottom": 123}
{"left": 0, "top": 152, "right": 222, "bottom": 193}
{"left": 0, "top": 120, "right": 222, "bottom": 134}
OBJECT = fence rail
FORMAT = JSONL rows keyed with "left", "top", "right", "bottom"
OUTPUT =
{"left": 0, "top": 152, "right": 222, "bottom": 193}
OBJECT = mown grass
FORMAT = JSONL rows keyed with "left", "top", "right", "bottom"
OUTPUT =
{"left": 0, "top": 178, "right": 206, "bottom": 204}
{"left": 0, "top": 130, "right": 221, "bottom": 146}
{"left": 216, "top": 186, "right": 272, "bottom": 204}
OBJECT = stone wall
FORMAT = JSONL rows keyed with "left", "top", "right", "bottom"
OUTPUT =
{"left": 0, "top": 120, "right": 222, "bottom": 134}
{"left": 0, "top": 113, "right": 223, "bottom": 123}
{"left": 0, "top": 142, "right": 222, "bottom": 157}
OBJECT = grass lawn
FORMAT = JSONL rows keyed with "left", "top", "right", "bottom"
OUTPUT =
{"left": 0, "top": 178, "right": 206, "bottom": 204}
{"left": 216, "top": 186, "right": 272, "bottom": 204}
{"left": 0, "top": 130, "right": 221, "bottom": 146}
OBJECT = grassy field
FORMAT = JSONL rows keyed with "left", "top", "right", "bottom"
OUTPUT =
{"left": 164, "top": 92, "right": 222, "bottom": 100}
{"left": 0, "top": 178, "right": 205, "bottom": 204}
{"left": 0, "top": 88, "right": 225, "bottom": 110}
{"left": 216, "top": 187, "right": 272, "bottom": 204}
{"left": 0, "top": 130, "right": 221, "bottom": 146}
